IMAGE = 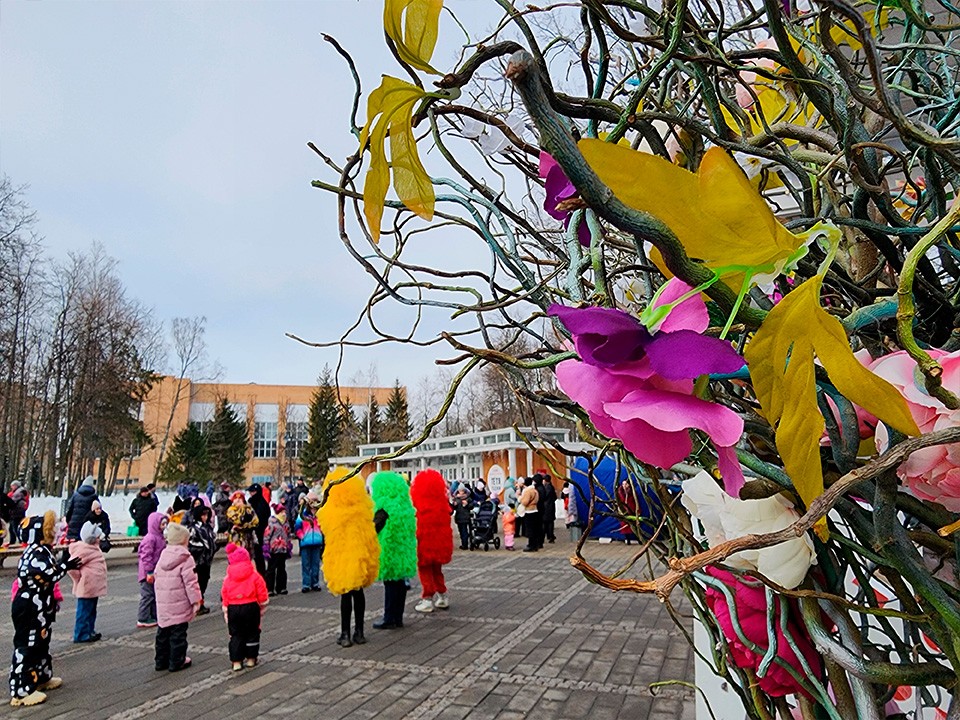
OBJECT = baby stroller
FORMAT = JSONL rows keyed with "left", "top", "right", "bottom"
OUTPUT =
{"left": 470, "top": 499, "right": 501, "bottom": 551}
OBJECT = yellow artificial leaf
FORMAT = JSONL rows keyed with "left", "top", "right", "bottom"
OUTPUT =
{"left": 826, "top": 8, "right": 891, "bottom": 52}
{"left": 745, "top": 276, "right": 920, "bottom": 537}
{"left": 579, "top": 138, "right": 806, "bottom": 280}
{"left": 359, "top": 76, "right": 434, "bottom": 242}
{"left": 384, "top": 0, "right": 443, "bottom": 74}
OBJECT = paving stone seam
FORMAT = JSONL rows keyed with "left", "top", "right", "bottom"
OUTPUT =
{"left": 104, "top": 669, "right": 235, "bottom": 720}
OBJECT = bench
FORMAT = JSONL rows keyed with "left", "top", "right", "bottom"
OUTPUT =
{"left": 0, "top": 536, "right": 142, "bottom": 568}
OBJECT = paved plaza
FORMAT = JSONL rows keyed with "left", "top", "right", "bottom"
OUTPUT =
{"left": 0, "top": 539, "right": 695, "bottom": 719}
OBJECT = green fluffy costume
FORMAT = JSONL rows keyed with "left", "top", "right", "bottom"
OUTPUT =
{"left": 372, "top": 472, "right": 417, "bottom": 581}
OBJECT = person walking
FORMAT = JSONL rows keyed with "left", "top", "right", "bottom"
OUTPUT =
{"left": 294, "top": 492, "right": 324, "bottom": 592}
{"left": 317, "top": 467, "right": 379, "bottom": 648}
{"left": 410, "top": 469, "right": 454, "bottom": 613}
{"left": 68, "top": 522, "right": 107, "bottom": 643}
{"left": 153, "top": 522, "right": 201, "bottom": 673}
{"left": 65, "top": 477, "right": 99, "bottom": 542}
{"left": 371, "top": 471, "right": 417, "bottom": 630}
{"left": 129, "top": 484, "right": 159, "bottom": 537}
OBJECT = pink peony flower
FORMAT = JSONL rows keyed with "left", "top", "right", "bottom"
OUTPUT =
{"left": 551, "top": 280, "right": 746, "bottom": 495}
{"left": 704, "top": 567, "right": 822, "bottom": 698}
{"left": 866, "top": 350, "right": 960, "bottom": 511}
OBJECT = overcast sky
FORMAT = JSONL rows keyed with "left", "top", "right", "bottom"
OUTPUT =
{"left": 1, "top": 0, "right": 502, "bottom": 390}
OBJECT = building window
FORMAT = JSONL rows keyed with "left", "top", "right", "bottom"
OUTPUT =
{"left": 251, "top": 474, "right": 273, "bottom": 485}
{"left": 284, "top": 421, "right": 307, "bottom": 458}
{"left": 253, "top": 422, "right": 278, "bottom": 458}
{"left": 497, "top": 432, "right": 511, "bottom": 442}
{"left": 191, "top": 420, "right": 212, "bottom": 435}
{"left": 439, "top": 440, "right": 457, "bottom": 450}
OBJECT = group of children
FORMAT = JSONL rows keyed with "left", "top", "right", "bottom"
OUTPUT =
{"left": 8, "top": 468, "right": 458, "bottom": 706}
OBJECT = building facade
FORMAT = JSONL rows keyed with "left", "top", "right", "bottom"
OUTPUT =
{"left": 329, "top": 426, "right": 584, "bottom": 492}
{"left": 115, "top": 376, "right": 394, "bottom": 489}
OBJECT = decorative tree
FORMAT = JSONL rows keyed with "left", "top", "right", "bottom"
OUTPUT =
{"left": 205, "top": 398, "right": 248, "bottom": 487}
{"left": 155, "top": 423, "right": 209, "bottom": 487}
{"left": 382, "top": 379, "right": 411, "bottom": 441}
{"left": 311, "top": 2, "right": 960, "bottom": 718}
{"left": 300, "top": 367, "right": 344, "bottom": 480}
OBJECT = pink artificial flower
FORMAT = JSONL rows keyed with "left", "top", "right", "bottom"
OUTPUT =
{"left": 736, "top": 39, "right": 779, "bottom": 108}
{"left": 539, "top": 151, "right": 591, "bottom": 246}
{"left": 552, "top": 279, "right": 746, "bottom": 495}
{"left": 865, "top": 350, "right": 960, "bottom": 511}
{"left": 704, "top": 567, "right": 822, "bottom": 698}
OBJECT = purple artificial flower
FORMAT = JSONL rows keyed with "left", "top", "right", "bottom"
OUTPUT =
{"left": 550, "top": 279, "right": 747, "bottom": 495}
{"left": 540, "top": 151, "right": 591, "bottom": 246}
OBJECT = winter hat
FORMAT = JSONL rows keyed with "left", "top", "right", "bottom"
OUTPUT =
{"left": 80, "top": 521, "right": 103, "bottom": 544}
{"left": 230, "top": 490, "right": 246, "bottom": 503}
{"left": 10, "top": 480, "right": 20, "bottom": 489}
{"left": 91, "top": 500, "right": 102, "bottom": 512}
{"left": 272, "top": 503, "right": 285, "bottom": 515}
{"left": 82, "top": 476, "right": 96, "bottom": 488}
{"left": 225, "top": 542, "right": 250, "bottom": 564}
{"left": 191, "top": 505, "right": 210, "bottom": 522}
{"left": 164, "top": 522, "right": 190, "bottom": 546}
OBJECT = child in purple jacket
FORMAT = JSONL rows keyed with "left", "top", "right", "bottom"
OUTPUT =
{"left": 154, "top": 522, "right": 201, "bottom": 672}
{"left": 137, "top": 512, "right": 167, "bottom": 628}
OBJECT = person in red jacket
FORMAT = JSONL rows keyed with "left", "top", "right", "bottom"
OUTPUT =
{"left": 410, "top": 469, "right": 454, "bottom": 613}
{"left": 220, "top": 543, "right": 269, "bottom": 671}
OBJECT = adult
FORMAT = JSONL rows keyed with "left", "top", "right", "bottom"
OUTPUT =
{"left": 317, "top": 467, "right": 379, "bottom": 648}
{"left": 204, "top": 481, "right": 215, "bottom": 502}
{"left": 540, "top": 474, "right": 558, "bottom": 544}
{"left": 65, "top": 477, "right": 99, "bottom": 542}
{"left": 9, "top": 511, "right": 81, "bottom": 707}
{"left": 520, "top": 477, "right": 541, "bottom": 552}
{"left": 563, "top": 482, "right": 582, "bottom": 541}
{"left": 129, "top": 484, "right": 159, "bottom": 537}
{"left": 83, "top": 501, "right": 111, "bottom": 549}
{"left": 247, "top": 484, "right": 271, "bottom": 578}
{"left": 410, "top": 468, "right": 454, "bottom": 613}
{"left": 616, "top": 479, "right": 638, "bottom": 544}
{"left": 8, "top": 481, "right": 29, "bottom": 545}
{"left": 262, "top": 479, "right": 273, "bottom": 505}
{"left": 171, "top": 483, "right": 196, "bottom": 515}
{"left": 285, "top": 478, "right": 309, "bottom": 532}
{"left": 371, "top": 471, "right": 417, "bottom": 630}
{"left": 226, "top": 492, "right": 261, "bottom": 575}
{"left": 213, "top": 482, "right": 232, "bottom": 532}
{"left": 469, "top": 480, "right": 486, "bottom": 505}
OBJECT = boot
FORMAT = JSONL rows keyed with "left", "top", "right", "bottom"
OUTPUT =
{"left": 37, "top": 678, "right": 62, "bottom": 691}
{"left": 336, "top": 632, "right": 353, "bottom": 648}
{"left": 10, "top": 691, "right": 46, "bottom": 707}
{"left": 353, "top": 627, "right": 367, "bottom": 645}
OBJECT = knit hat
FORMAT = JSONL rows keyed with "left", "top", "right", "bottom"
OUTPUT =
{"left": 230, "top": 490, "right": 246, "bottom": 503}
{"left": 80, "top": 521, "right": 103, "bottom": 544}
{"left": 82, "top": 476, "right": 96, "bottom": 488}
{"left": 272, "top": 503, "right": 285, "bottom": 514}
{"left": 164, "top": 522, "right": 190, "bottom": 546}
{"left": 225, "top": 542, "right": 250, "bottom": 564}
{"left": 91, "top": 500, "right": 102, "bottom": 512}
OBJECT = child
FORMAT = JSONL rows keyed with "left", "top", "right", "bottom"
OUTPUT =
{"left": 294, "top": 492, "right": 323, "bottom": 592}
{"left": 220, "top": 542, "right": 268, "bottom": 671}
{"left": 68, "top": 521, "right": 108, "bottom": 643}
{"left": 9, "top": 512, "right": 80, "bottom": 707}
{"left": 137, "top": 512, "right": 167, "bottom": 628}
{"left": 185, "top": 505, "right": 217, "bottom": 615}
{"left": 263, "top": 504, "right": 292, "bottom": 596}
{"left": 317, "top": 467, "right": 379, "bottom": 648}
{"left": 502, "top": 504, "right": 516, "bottom": 551}
{"left": 154, "top": 522, "right": 201, "bottom": 672}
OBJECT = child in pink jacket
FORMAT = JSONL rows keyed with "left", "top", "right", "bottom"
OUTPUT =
{"left": 68, "top": 521, "right": 108, "bottom": 643}
{"left": 220, "top": 543, "right": 269, "bottom": 671}
{"left": 153, "top": 522, "right": 201, "bottom": 672}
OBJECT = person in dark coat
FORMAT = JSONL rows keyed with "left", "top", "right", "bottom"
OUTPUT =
{"left": 285, "top": 480, "right": 309, "bottom": 532}
{"left": 213, "top": 483, "right": 232, "bottom": 532}
{"left": 83, "top": 501, "right": 111, "bottom": 540}
{"left": 7, "top": 481, "right": 29, "bottom": 545}
{"left": 65, "top": 477, "right": 99, "bottom": 542}
{"left": 540, "top": 474, "right": 558, "bottom": 544}
{"left": 129, "top": 484, "right": 159, "bottom": 537}
{"left": 247, "top": 484, "right": 271, "bottom": 578}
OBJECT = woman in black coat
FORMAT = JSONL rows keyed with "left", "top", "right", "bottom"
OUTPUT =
{"left": 247, "top": 484, "right": 271, "bottom": 578}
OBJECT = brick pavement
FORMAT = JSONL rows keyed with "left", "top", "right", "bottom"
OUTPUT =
{"left": 0, "top": 538, "right": 695, "bottom": 719}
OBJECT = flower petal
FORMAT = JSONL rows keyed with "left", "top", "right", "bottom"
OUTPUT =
{"left": 652, "top": 278, "right": 710, "bottom": 334}
{"left": 717, "top": 444, "right": 746, "bottom": 497}
{"left": 605, "top": 388, "right": 745, "bottom": 447}
{"left": 646, "top": 330, "right": 745, "bottom": 379}
{"left": 549, "top": 305, "right": 650, "bottom": 367}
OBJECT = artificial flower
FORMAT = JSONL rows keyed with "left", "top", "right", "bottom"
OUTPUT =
{"left": 551, "top": 279, "right": 747, "bottom": 494}
{"left": 539, "top": 151, "right": 591, "bottom": 246}
{"left": 681, "top": 471, "right": 815, "bottom": 589}
{"left": 704, "top": 567, "right": 822, "bottom": 698}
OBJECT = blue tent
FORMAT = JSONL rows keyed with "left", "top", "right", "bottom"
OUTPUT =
{"left": 570, "top": 455, "right": 666, "bottom": 540}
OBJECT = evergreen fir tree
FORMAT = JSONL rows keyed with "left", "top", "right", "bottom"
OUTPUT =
{"left": 155, "top": 423, "right": 210, "bottom": 486}
{"left": 335, "top": 404, "right": 363, "bottom": 457}
{"left": 205, "top": 398, "right": 248, "bottom": 486}
{"left": 360, "top": 395, "right": 383, "bottom": 445}
{"left": 382, "top": 379, "right": 410, "bottom": 441}
{"left": 300, "top": 367, "right": 343, "bottom": 481}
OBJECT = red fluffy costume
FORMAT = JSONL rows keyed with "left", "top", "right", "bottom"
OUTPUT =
{"left": 409, "top": 469, "right": 454, "bottom": 610}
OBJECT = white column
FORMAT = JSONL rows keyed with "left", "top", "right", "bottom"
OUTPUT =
{"left": 508, "top": 448, "right": 517, "bottom": 478}
{"left": 526, "top": 448, "right": 534, "bottom": 476}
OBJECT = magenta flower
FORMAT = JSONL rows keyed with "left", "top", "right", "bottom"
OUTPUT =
{"left": 704, "top": 567, "right": 822, "bottom": 698}
{"left": 550, "top": 279, "right": 747, "bottom": 495}
{"left": 539, "top": 151, "right": 591, "bottom": 246}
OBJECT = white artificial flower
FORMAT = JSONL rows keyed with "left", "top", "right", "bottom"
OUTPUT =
{"left": 459, "top": 114, "right": 526, "bottom": 156}
{"left": 680, "top": 470, "right": 815, "bottom": 589}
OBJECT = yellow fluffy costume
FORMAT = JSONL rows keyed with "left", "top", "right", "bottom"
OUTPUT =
{"left": 317, "top": 467, "right": 380, "bottom": 596}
